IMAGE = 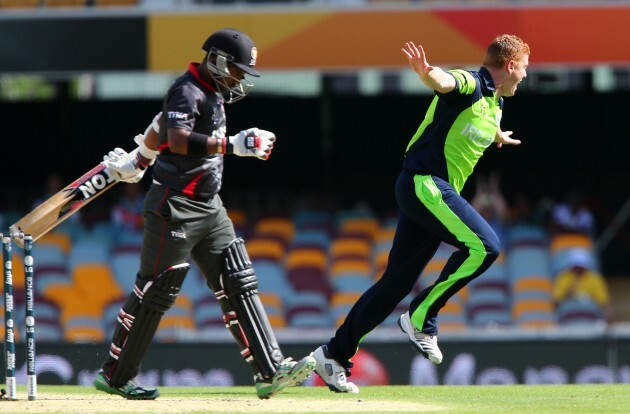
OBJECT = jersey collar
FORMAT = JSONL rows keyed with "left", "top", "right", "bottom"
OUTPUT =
{"left": 188, "top": 62, "right": 216, "bottom": 92}
{"left": 478, "top": 67, "right": 496, "bottom": 92}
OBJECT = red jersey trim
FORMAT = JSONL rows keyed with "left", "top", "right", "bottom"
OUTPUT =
{"left": 182, "top": 171, "right": 204, "bottom": 199}
{"left": 188, "top": 62, "right": 216, "bottom": 92}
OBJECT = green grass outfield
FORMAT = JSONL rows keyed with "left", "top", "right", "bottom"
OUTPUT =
{"left": 1, "top": 384, "right": 629, "bottom": 413}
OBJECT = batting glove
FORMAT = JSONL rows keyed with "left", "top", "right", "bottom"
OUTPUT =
{"left": 103, "top": 145, "right": 145, "bottom": 184}
{"left": 228, "top": 128, "right": 276, "bottom": 160}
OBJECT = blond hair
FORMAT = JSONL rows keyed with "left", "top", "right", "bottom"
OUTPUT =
{"left": 483, "top": 34, "right": 530, "bottom": 69}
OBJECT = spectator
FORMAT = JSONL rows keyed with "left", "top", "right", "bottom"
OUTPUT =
{"left": 508, "top": 192, "right": 554, "bottom": 229}
{"left": 550, "top": 190, "right": 595, "bottom": 238}
{"left": 111, "top": 183, "right": 145, "bottom": 232}
{"left": 553, "top": 248, "right": 612, "bottom": 321}
{"left": 471, "top": 171, "right": 508, "bottom": 248}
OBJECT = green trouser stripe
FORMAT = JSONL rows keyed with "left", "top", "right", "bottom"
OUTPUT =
{"left": 411, "top": 175, "right": 487, "bottom": 331}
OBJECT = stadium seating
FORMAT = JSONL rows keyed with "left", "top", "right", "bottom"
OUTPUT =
{"left": 67, "top": 237, "right": 110, "bottom": 269}
{"left": 253, "top": 217, "right": 295, "bottom": 246}
{"left": 64, "top": 315, "right": 105, "bottom": 342}
{"left": 556, "top": 298, "right": 606, "bottom": 325}
{"left": 467, "top": 289, "right": 512, "bottom": 328}
{"left": 0, "top": 0, "right": 39, "bottom": 9}
{"left": 285, "top": 247, "right": 333, "bottom": 298}
{"left": 94, "top": 0, "right": 138, "bottom": 6}
{"left": 34, "top": 265, "right": 71, "bottom": 297}
{"left": 194, "top": 295, "right": 225, "bottom": 330}
{"left": 381, "top": 293, "right": 414, "bottom": 328}
{"left": 437, "top": 294, "right": 468, "bottom": 331}
{"left": 43, "top": 0, "right": 87, "bottom": 7}
{"left": 330, "top": 237, "right": 372, "bottom": 261}
{"left": 291, "top": 229, "right": 332, "bottom": 250}
{"left": 2, "top": 206, "right": 614, "bottom": 343}
{"left": 155, "top": 294, "right": 196, "bottom": 341}
{"left": 416, "top": 257, "right": 446, "bottom": 291}
{"left": 72, "top": 263, "right": 122, "bottom": 306}
{"left": 288, "top": 312, "right": 331, "bottom": 328}
{"left": 112, "top": 229, "right": 144, "bottom": 254}
{"left": 180, "top": 264, "right": 212, "bottom": 303}
{"left": 285, "top": 291, "right": 329, "bottom": 327}
{"left": 550, "top": 233, "right": 596, "bottom": 275}
{"left": 102, "top": 296, "right": 126, "bottom": 338}
{"left": 329, "top": 292, "right": 362, "bottom": 327}
{"left": 512, "top": 298, "right": 556, "bottom": 329}
{"left": 247, "top": 237, "right": 285, "bottom": 263}
{"left": 504, "top": 224, "right": 549, "bottom": 249}
{"left": 468, "top": 257, "right": 510, "bottom": 304}
{"left": 109, "top": 251, "right": 140, "bottom": 292}
{"left": 259, "top": 292, "right": 286, "bottom": 328}
{"left": 36, "top": 320, "right": 64, "bottom": 342}
{"left": 506, "top": 245, "right": 553, "bottom": 281}
{"left": 338, "top": 217, "right": 380, "bottom": 241}
{"left": 32, "top": 244, "right": 67, "bottom": 267}
{"left": 226, "top": 208, "right": 248, "bottom": 238}
{"left": 293, "top": 209, "right": 333, "bottom": 232}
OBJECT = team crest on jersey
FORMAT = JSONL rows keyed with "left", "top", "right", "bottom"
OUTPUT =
{"left": 250, "top": 47, "right": 258, "bottom": 66}
{"left": 478, "top": 100, "right": 490, "bottom": 118}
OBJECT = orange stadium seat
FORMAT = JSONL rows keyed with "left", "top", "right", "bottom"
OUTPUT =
{"left": 247, "top": 238, "right": 285, "bottom": 262}
{"left": 72, "top": 263, "right": 123, "bottom": 305}
{"left": 329, "top": 259, "right": 372, "bottom": 278}
{"left": 43, "top": 0, "right": 87, "bottom": 7}
{"left": 155, "top": 294, "right": 196, "bottom": 341}
{"left": 0, "top": 0, "right": 39, "bottom": 8}
{"left": 64, "top": 316, "right": 104, "bottom": 343}
{"left": 330, "top": 292, "right": 362, "bottom": 327}
{"left": 37, "top": 232, "right": 73, "bottom": 255}
{"left": 254, "top": 217, "right": 295, "bottom": 246}
{"left": 285, "top": 248, "right": 327, "bottom": 270}
{"left": 338, "top": 217, "right": 380, "bottom": 241}
{"left": 330, "top": 238, "right": 372, "bottom": 261}
{"left": 438, "top": 297, "right": 468, "bottom": 332}
{"left": 550, "top": 233, "right": 593, "bottom": 253}
{"left": 94, "top": 0, "right": 137, "bottom": 6}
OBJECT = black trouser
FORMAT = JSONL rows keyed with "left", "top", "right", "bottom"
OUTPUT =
{"left": 327, "top": 170, "right": 500, "bottom": 363}
{"left": 138, "top": 184, "right": 235, "bottom": 291}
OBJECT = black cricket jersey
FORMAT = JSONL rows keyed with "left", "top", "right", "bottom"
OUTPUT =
{"left": 153, "top": 62, "right": 227, "bottom": 201}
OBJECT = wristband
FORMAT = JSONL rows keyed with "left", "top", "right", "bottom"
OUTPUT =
{"left": 135, "top": 152, "right": 150, "bottom": 170}
{"left": 216, "top": 137, "right": 226, "bottom": 154}
{"left": 188, "top": 132, "right": 208, "bottom": 156}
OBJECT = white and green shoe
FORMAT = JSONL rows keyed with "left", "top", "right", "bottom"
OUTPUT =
{"left": 93, "top": 371, "right": 160, "bottom": 400}
{"left": 256, "top": 356, "right": 316, "bottom": 399}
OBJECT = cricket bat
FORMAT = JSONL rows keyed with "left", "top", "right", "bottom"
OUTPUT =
{"left": 9, "top": 148, "right": 139, "bottom": 248}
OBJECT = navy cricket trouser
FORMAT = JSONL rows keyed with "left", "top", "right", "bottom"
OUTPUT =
{"left": 327, "top": 170, "right": 500, "bottom": 364}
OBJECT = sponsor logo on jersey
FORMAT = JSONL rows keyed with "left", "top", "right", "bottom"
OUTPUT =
{"left": 168, "top": 112, "right": 188, "bottom": 120}
{"left": 461, "top": 122, "right": 493, "bottom": 147}
{"left": 171, "top": 230, "right": 186, "bottom": 239}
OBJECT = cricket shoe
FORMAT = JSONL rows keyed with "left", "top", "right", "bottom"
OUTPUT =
{"left": 398, "top": 311, "right": 443, "bottom": 364}
{"left": 311, "top": 345, "right": 359, "bottom": 394}
{"left": 93, "top": 371, "right": 160, "bottom": 400}
{"left": 256, "top": 355, "right": 316, "bottom": 399}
